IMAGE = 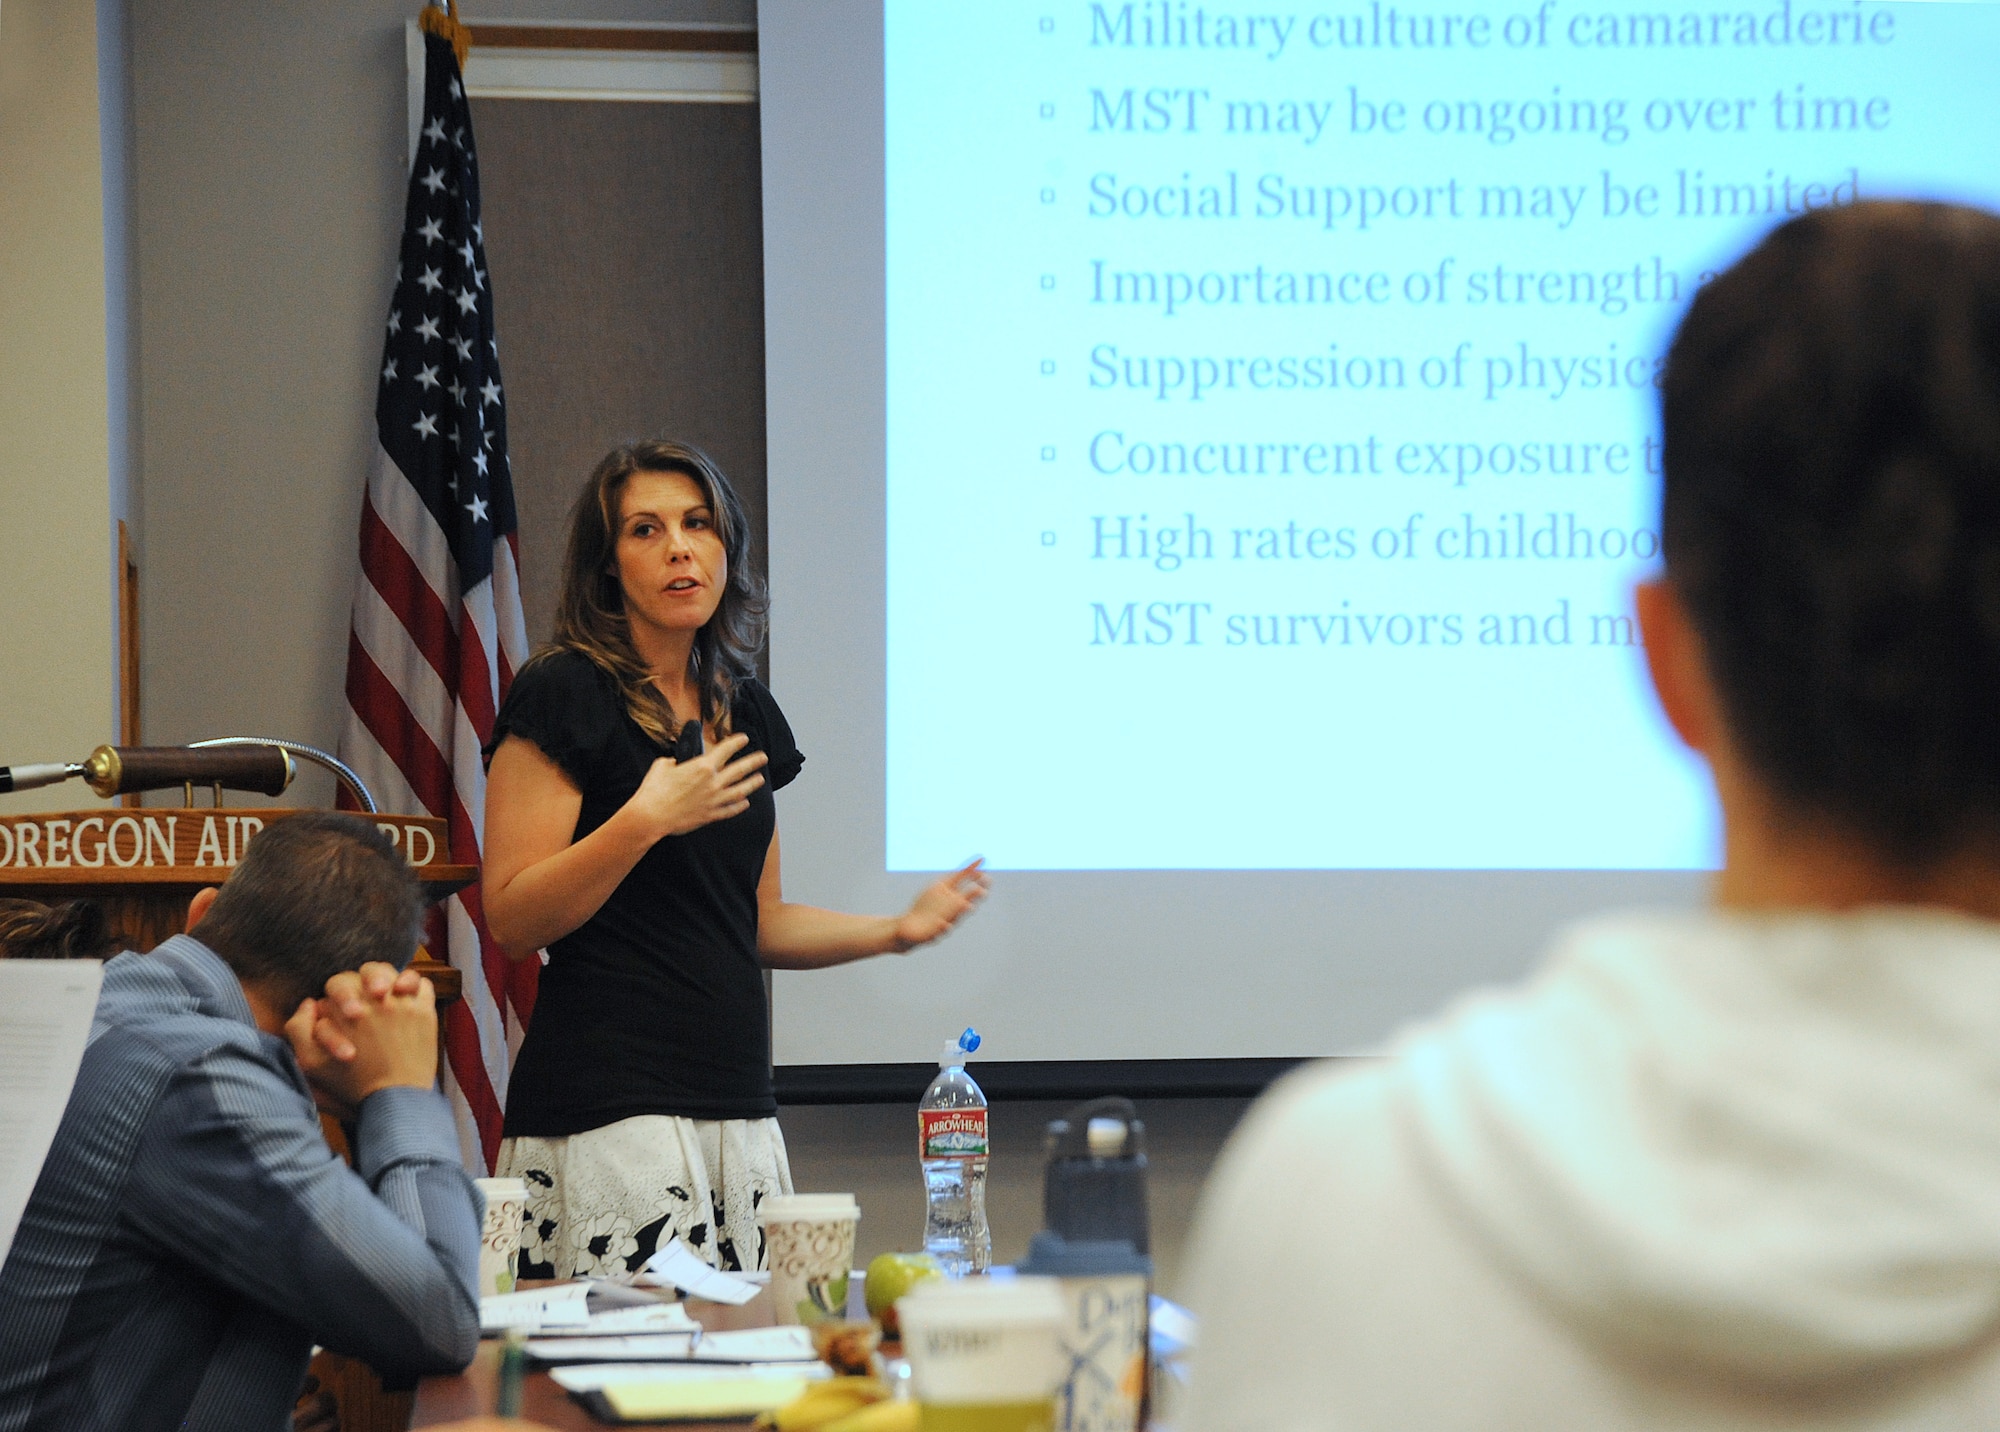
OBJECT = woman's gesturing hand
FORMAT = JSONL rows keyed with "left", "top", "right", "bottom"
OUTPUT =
{"left": 626, "top": 732, "right": 768, "bottom": 840}
{"left": 890, "top": 858, "right": 991, "bottom": 953}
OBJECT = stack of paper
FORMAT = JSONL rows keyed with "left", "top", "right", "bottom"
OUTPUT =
{"left": 524, "top": 1334, "right": 697, "bottom": 1364}
{"left": 525, "top": 1323, "right": 818, "bottom": 1366}
{"left": 526, "top": 1301, "right": 697, "bottom": 1338}
{"left": 548, "top": 1363, "right": 830, "bottom": 1394}
{"left": 480, "top": 1283, "right": 589, "bottom": 1335}
{"left": 478, "top": 1281, "right": 695, "bottom": 1338}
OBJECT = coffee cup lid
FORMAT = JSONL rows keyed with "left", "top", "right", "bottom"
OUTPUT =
{"left": 898, "top": 1274, "right": 1065, "bottom": 1328}
{"left": 756, "top": 1193, "right": 859, "bottom": 1222}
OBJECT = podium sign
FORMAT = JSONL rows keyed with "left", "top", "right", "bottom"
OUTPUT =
{"left": 0, "top": 808, "right": 472, "bottom": 991}
{"left": 0, "top": 809, "right": 450, "bottom": 875}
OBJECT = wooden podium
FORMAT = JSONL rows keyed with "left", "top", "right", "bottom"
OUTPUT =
{"left": 0, "top": 802, "right": 476, "bottom": 1432}
{"left": 0, "top": 805, "right": 471, "bottom": 998}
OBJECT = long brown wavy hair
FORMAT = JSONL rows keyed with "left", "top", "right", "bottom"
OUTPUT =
{"left": 538, "top": 440, "right": 767, "bottom": 747}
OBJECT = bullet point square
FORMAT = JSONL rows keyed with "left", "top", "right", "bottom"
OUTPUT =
{"left": 1039, "top": 360, "right": 1055, "bottom": 376}
{"left": 1040, "top": 446, "right": 1056, "bottom": 461}
{"left": 1039, "top": 275, "right": 1055, "bottom": 291}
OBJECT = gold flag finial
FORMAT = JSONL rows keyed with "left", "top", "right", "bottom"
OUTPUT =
{"left": 418, "top": 0, "right": 471, "bottom": 72}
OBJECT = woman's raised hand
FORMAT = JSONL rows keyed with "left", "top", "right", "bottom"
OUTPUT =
{"left": 627, "top": 732, "right": 768, "bottom": 839}
{"left": 890, "top": 858, "right": 991, "bottom": 952}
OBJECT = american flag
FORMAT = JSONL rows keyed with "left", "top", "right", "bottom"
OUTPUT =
{"left": 339, "top": 22, "right": 534, "bottom": 1171}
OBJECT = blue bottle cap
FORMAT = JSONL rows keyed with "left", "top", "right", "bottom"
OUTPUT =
{"left": 959, "top": 1027, "right": 980, "bottom": 1054}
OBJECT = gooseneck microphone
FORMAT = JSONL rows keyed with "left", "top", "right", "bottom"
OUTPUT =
{"left": 0, "top": 745, "right": 295, "bottom": 800}
{"left": 0, "top": 762, "right": 83, "bottom": 795}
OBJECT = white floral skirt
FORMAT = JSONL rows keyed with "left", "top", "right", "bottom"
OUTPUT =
{"left": 497, "top": 1115, "right": 793, "bottom": 1279}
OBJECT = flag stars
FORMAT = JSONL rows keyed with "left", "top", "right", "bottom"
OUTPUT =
{"left": 419, "top": 166, "right": 447, "bottom": 195}
{"left": 418, "top": 216, "right": 444, "bottom": 245}
{"left": 466, "top": 494, "right": 489, "bottom": 524}
{"left": 415, "top": 314, "right": 441, "bottom": 342}
{"left": 454, "top": 287, "right": 478, "bottom": 316}
{"left": 451, "top": 334, "right": 474, "bottom": 361}
{"left": 473, "top": 267, "right": 487, "bottom": 292}
{"left": 417, "top": 265, "right": 444, "bottom": 294}
{"left": 458, "top": 237, "right": 476, "bottom": 268}
{"left": 473, "top": 449, "right": 489, "bottom": 476}
{"left": 386, "top": 309, "right": 402, "bottom": 335}
{"left": 382, "top": 358, "right": 398, "bottom": 382}
{"left": 447, "top": 378, "right": 466, "bottom": 406}
{"left": 480, "top": 378, "right": 502, "bottom": 406}
{"left": 424, "top": 116, "right": 449, "bottom": 147}
{"left": 449, "top": 77, "right": 463, "bottom": 100}
{"left": 413, "top": 411, "right": 439, "bottom": 439}
{"left": 415, "top": 363, "right": 440, "bottom": 391}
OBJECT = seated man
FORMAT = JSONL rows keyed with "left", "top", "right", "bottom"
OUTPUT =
{"left": 0, "top": 812, "right": 481, "bottom": 1432}
{"left": 1183, "top": 201, "right": 2000, "bottom": 1429}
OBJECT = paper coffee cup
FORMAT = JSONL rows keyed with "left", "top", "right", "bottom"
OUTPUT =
{"left": 757, "top": 1193, "right": 859, "bottom": 1325}
{"left": 899, "top": 1275, "right": 1066, "bottom": 1432}
{"left": 474, "top": 1177, "right": 527, "bottom": 1297}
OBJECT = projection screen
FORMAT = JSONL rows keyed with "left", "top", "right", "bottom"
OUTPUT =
{"left": 757, "top": 0, "right": 2000, "bottom": 1083}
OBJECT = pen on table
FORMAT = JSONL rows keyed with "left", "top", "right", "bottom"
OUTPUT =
{"left": 497, "top": 1329, "right": 525, "bottom": 1416}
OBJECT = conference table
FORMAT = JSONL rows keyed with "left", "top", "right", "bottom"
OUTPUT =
{"left": 410, "top": 1285, "right": 843, "bottom": 1430}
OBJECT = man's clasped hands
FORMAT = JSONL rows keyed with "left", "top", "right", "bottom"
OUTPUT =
{"left": 284, "top": 961, "right": 441, "bottom": 1120}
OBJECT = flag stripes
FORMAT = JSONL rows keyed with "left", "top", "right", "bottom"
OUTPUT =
{"left": 339, "top": 27, "right": 532, "bottom": 1170}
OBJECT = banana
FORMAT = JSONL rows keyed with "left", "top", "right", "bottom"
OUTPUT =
{"left": 820, "top": 1398, "right": 921, "bottom": 1432}
{"left": 756, "top": 1376, "right": 888, "bottom": 1432}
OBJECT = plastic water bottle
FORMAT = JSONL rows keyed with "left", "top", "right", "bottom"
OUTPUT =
{"left": 919, "top": 1027, "right": 990, "bottom": 1275}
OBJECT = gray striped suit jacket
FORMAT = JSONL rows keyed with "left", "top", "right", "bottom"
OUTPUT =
{"left": 0, "top": 935, "right": 481, "bottom": 1432}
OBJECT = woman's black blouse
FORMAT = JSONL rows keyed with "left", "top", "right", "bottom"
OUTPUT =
{"left": 487, "top": 650, "right": 803, "bottom": 1133}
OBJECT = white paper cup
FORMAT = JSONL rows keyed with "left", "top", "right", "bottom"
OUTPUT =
{"left": 473, "top": 1177, "right": 527, "bottom": 1297}
{"left": 899, "top": 1276, "right": 1066, "bottom": 1431}
{"left": 757, "top": 1193, "right": 859, "bottom": 1325}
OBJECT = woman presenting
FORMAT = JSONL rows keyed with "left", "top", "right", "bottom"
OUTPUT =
{"left": 483, "top": 440, "right": 986, "bottom": 1278}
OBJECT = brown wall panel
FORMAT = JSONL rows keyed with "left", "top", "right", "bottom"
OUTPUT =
{"left": 471, "top": 98, "right": 768, "bottom": 648}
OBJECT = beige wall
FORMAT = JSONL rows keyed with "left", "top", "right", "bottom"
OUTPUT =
{"left": 0, "top": 0, "right": 116, "bottom": 812}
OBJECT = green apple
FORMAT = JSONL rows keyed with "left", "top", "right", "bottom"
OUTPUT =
{"left": 864, "top": 1252, "right": 943, "bottom": 1336}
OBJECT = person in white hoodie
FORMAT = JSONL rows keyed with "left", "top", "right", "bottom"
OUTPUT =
{"left": 1182, "top": 201, "right": 2000, "bottom": 1431}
